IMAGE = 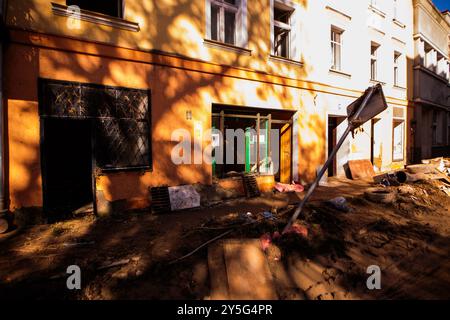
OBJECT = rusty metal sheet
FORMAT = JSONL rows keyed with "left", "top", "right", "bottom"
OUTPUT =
{"left": 348, "top": 159, "right": 376, "bottom": 180}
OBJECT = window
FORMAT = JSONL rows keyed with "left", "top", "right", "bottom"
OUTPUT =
{"left": 331, "top": 28, "right": 343, "bottom": 71}
{"left": 39, "top": 79, "right": 151, "bottom": 171}
{"left": 207, "top": 0, "right": 247, "bottom": 47}
{"left": 272, "top": 2, "right": 294, "bottom": 59}
{"left": 394, "top": 51, "right": 401, "bottom": 86}
{"left": 393, "top": 0, "right": 398, "bottom": 19}
{"left": 371, "top": 43, "right": 380, "bottom": 80}
{"left": 392, "top": 120, "right": 405, "bottom": 161}
{"left": 66, "top": 0, "right": 123, "bottom": 18}
{"left": 432, "top": 109, "right": 444, "bottom": 146}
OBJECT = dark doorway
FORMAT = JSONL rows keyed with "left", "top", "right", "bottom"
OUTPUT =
{"left": 42, "top": 118, "right": 93, "bottom": 221}
{"left": 327, "top": 116, "right": 338, "bottom": 177}
{"left": 327, "top": 116, "right": 345, "bottom": 177}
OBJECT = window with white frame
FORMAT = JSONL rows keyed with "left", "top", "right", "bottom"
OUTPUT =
{"left": 207, "top": 0, "right": 247, "bottom": 47}
{"left": 331, "top": 27, "right": 343, "bottom": 71}
{"left": 394, "top": 51, "right": 401, "bottom": 86}
{"left": 272, "top": 2, "right": 294, "bottom": 59}
{"left": 393, "top": 0, "right": 398, "bottom": 19}
{"left": 371, "top": 43, "right": 380, "bottom": 80}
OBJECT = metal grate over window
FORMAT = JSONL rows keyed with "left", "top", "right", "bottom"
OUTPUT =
{"left": 39, "top": 79, "right": 151, "bottom": 171}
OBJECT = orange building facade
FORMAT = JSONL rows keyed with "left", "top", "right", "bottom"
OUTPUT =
{"left": 2, "top": 0, "right": 414, "bottom": 217}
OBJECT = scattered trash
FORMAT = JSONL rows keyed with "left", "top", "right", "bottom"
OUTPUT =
{"left": 398, "top": 185, "right": 415, "bottom": 195}
{"left": 374, "top": 172, "right": 402, "bottom": 186}
{"left": 364, "top": 189, "right": 396, "bottom": 204}
{"left": 326, "top": 197, "right": 351, "bottom": 212}
{"left": 272, "top": 231, "right": 281, "bottom": 240}
{"left": 260, "top": 211, "right": 277, "bottom": 220}
{"left": 283, "top": 223, "right": 308, "bottom": 238}
{"left": 169, "top": 229, "right": 235, "bottom": 264}
{"left": 168, "top": 185, "right": 201, "bottom": 211}
{"left": 440, "top": 185, "right": 450, "bottom": 196}
{"left": 62, "top": 241, "right": 95, "bottom": 247}
{"left": 348, "top": 159, "right": 376, "bottom": 180}
{"left": 274, "top": 182, "right": 304, "bottom": 193}
{"left": 239, "top": 212, "right": 256, "bottom": 222}
{"left": 98, "top": 259, "right": 131, "bottom": 271}
{"left": 260, "top": 233, "right": 272, "bottom": 251}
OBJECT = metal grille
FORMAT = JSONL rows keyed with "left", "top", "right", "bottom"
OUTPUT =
{"left": 96, "top": 119, "right": 150, "bottom": 169}
{"left": 39, "top": 79, "right": 151, "bottom": 171}
{"left": 41, "top": 81, "right": 93, "bottom": 117}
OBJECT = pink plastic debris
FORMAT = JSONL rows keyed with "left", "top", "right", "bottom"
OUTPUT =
{"left": 274, "top": 182, "right": 305, "bottom": 193}
{"left": 272, "top": 231, "right": 281, "bottom": 240}
{"left": 260, "top": 233, "right": 272, "bottom": 251}
{"left": 284, "top": 223, "right": 308, "bottom": 238}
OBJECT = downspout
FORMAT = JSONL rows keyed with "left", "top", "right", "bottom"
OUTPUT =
{"left": 0, "top": 0, "right": 8, "bottom": 233}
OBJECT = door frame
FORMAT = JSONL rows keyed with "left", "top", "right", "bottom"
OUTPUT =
{"left": 39, "top": 116, "right": 97, "bottom": 219}
{"left": 326, "top": 113, "right": 347, "bottom": 178}
{"left": 280, "top": 122, "right": 293, "bottom": 184}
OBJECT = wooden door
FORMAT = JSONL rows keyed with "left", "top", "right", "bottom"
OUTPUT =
{"left": 280, "top": 123, "right": 292, "bottom": 184}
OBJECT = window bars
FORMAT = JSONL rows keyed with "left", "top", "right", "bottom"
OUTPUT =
{"left": 39, "top": 79, "right": 151, "bottom": 171}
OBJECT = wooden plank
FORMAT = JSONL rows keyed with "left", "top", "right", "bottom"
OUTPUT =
{"left": 223, "top": 239, "right": 278, "bottom": 300}
{"left": 208, "top": 242, "right": 230, "bottom": 300}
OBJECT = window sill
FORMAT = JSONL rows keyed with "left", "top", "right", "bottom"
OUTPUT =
{"left": 370, "top": 79, "right": 386, "bottom": 86}
{"left": 99, "top": 166, "right": 152, "bottom": 174}
{"left": 392, "top": 19, "right": 406, "bottom": 29}
{"left": 51, "top": 2, "right": 140, "bottom": 32}
{"left": 269, "top": 55, "right": 303, "bottom": 67}
{"left": 203, "top": 39, "right": 252, "bottom": 55}
{"left": 393, "top": 85, "right": 407, "bottom": 91}
{"left": 329, "top": 68, "right": 352, "bottom": 79}
{"left": 369, "top": 25, "right": 386, "bottom": 36}
{"left": 368, "top": 4, "right": 386, "bottom": 18}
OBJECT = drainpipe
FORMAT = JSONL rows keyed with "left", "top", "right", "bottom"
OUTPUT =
{"left": 0, "top": 0, "right": 8, "bottom": 233}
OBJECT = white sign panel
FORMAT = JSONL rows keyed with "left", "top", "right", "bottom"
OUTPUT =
{"left": 168, "top": 185, "right": 201, "bottom": 211}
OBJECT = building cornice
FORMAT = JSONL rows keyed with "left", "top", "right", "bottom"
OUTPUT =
{"left": 325, "top": 6, "right": 352, "bottom": 21}
{"left": 414, "top": 0, "right": 450, "bottom": 30}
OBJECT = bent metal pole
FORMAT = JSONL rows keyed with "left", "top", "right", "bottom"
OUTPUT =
{"left": 282, "top": 86, "right": 377, "bottom": 234}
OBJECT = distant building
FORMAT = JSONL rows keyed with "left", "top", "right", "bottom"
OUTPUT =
{"left": 412, "top": 0, "right": 450, "bottom": 161}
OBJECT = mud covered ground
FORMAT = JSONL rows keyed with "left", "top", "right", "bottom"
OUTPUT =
{"left": 0, "top": 179, "right": 449, "bottom": 300}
